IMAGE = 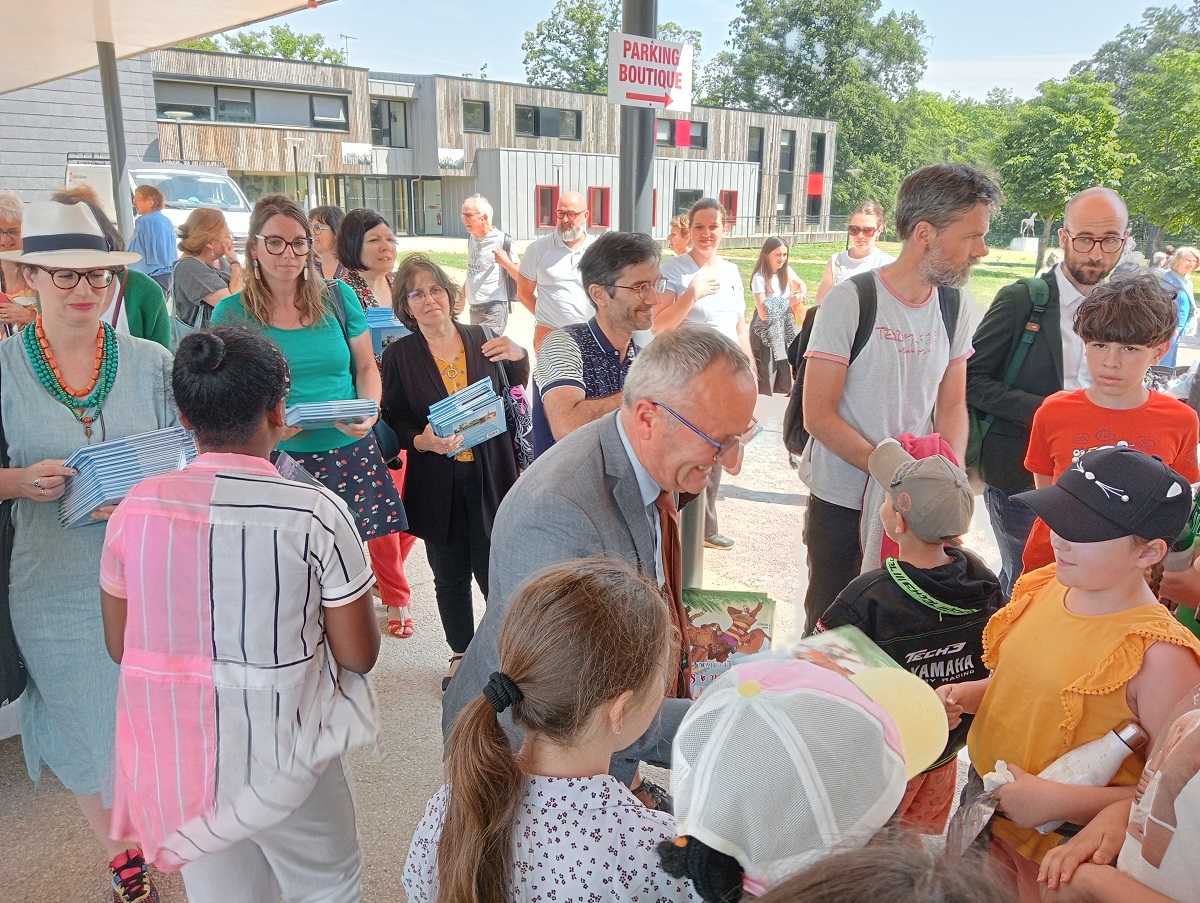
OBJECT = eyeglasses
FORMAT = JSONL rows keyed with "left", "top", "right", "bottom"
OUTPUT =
{"left": 847, "top": 225, "right": 877, "bottom": 237}
{"left": 33, "top": 266, "right": 115, "bottom": 289}
{"left": 0, "top": 228, "right": 19, "bottom": 241}
{"left": 608, "top": 277, "right": 668, "bottom": 300}
{"left": 256, "top": 235, "right": 313, "bottom": 256}
{"left": 310, "top": 223, "right": 330, "bottom": 235}
{"left": 1062, "top": 232, "right": 1127, "bottom": 254}
{"left": 461, "top": 211, "right": 481, "bottom": 220}
{"left": 653, "top": 401, "right": 761, "bottom": 464}
{"left": 406, "top": 284, "right": 450, "bottom": 304}
{"left": 556, "top": 209, "right": 586, "bottom": 221}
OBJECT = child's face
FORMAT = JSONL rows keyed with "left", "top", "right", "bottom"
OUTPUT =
{"left": 1084, "top": 339, "right": 1168, "bottom": 398}
{"left": 1049, "top": 531, "right": 1160, "bottom": 588}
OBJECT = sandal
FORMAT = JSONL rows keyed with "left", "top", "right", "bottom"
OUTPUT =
{"left": 386, "top": 606, "right": 414, "bottom": 639}
{"left": 442, "top": 653, "right": 464, "bottom": 692}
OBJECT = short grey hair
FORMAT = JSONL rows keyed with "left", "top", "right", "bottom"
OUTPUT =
{"left": 463, "top": 193, "right": 493, "bottom": 220}
{"left": 0, "top": 191, "right": 23, "bottom": 222}
{"left": 894, "top": 164, "right": 1003, "bottom": 241}
{"left": 623, "top": 326, "right": 754, "bottom": 409}
{"left": 1172, "top": 246, "right": 1200, "bottom": 268}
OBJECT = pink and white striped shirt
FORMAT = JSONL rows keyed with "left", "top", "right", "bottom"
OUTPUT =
{"left": 100, "top": 453, "right": 379, "bottom": 870}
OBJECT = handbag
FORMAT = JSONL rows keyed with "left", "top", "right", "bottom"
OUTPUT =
{"left": 325, "top": 282, "right": 403, "bottom": 469}
{"left": 482, "top": 326, "right": 533, "bottom": 470}
{"left": 0, "top": 361, "right": 28, "bottom": 706}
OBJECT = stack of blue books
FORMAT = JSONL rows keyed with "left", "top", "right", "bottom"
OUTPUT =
{"left": 365, "top": 306, "right": 411, "bottom": 355}
{"left": 428, "top": 378, "right": 507, "bottom": 456}
{"left": 285, "top": 399, "right": 378, "bottom": 432}
{"left": 59, "top": 426, "right": 197, "bottom": 528}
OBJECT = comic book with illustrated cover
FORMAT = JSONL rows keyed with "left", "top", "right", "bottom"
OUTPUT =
{"left": 683, "top": 588, "right": 775, "bottom": 696}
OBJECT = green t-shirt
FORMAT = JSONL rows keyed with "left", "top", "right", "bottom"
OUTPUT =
{"left": 211, "top": 282, "right": 369, "bottom": 453}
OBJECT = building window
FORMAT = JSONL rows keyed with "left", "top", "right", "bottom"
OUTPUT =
{"left": 463, "top": 100, "right": 490, "bottom": 133}
{"left": 216, "top": 87, "right": 252, "bottom": 124}
{"left": 689, "top": 121, "right": 708, "bottom": 150}
{"left": 777, "top": 193, "right": 792, "bottom": 216}
{"left": 780, "top": 129, "right": 796, "bottom": 172}
{"left": 515, "top": 104, "right": 537, "bottom": 137}
{"left": 748, "top": 126, "right": 764, "bottom": 164}
{"left": 807, "top": 193, "right": 823, "bottom": 219}
{"left": 558, "top": 109, "right": 581, "bottom": 140}
{"left": 656, "top": 119, "right": 673, "bottom": 147}
{"left": 674, "top": 189, "right": 702, "bottom": 216}
{"left": 587, "top": 186, "right": 611, "bottom": 228}
{"left": 371, "top": 99, "right": 408, "bottom": 147}
{"left": 155, "top": 80, "right": 215, "bottom": 121}
{"left": 719, "top": 190, "right": 738, "bottom": 224}
{"left": 810, "top": 132, "right": 827, "bottom": 174}
{"left": 536, "top": 185, "right": 560, "bottom": 229}
{"left": 311, "top": 95, "right": 348, "bottom": 131}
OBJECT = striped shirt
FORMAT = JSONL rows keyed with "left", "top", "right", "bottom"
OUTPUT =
{"left": 100, "top": 452, "right": 379, "bottom": 870}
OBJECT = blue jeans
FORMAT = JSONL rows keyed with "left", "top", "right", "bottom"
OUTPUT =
{"left": 984, "top": 484, "right": 1037, "bottom": 598}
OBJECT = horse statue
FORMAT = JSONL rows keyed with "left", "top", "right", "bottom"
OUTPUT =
{"left": 1019, "top": 212, "right": 1038, "bottom": 237}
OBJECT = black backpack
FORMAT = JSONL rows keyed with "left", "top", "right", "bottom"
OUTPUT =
{"left": 783, "top": 272, "right": 960, "bottom": 455}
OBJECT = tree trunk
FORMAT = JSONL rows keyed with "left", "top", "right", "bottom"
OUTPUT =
{"left": 1146, "top": 223, "right": 1164, "bottom": 256}
{"left": 1036, "top": 217, "right": 1056, "bottom": 272}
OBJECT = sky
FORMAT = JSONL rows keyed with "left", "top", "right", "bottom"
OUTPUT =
{"left": 259, "top": 0, "right": 1145, "bottom": 101}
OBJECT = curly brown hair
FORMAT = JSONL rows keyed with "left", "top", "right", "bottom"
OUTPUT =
{"left": 1074, "top": 272, "right": 1177, "bottom": 348}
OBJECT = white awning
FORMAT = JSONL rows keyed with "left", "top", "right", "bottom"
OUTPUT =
{"left": 1, "top": 0, "right": 336, "bottom": 94}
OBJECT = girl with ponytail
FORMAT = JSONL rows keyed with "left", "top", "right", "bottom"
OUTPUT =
{"left": 403, "top": 558, "right": 700, "bottom": 903}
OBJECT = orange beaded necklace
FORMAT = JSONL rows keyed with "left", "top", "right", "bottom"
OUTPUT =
{"left": 34, "top": 317, "right": 105, "bottom": 397}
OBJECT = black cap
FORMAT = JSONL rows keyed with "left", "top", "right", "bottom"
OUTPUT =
{"left": 1013, "top": 446, "right": 1191, "bottom": 544}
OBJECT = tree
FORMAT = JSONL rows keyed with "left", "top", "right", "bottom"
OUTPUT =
{"left": 991, "top": 73, "right": 1134, "bottom": 268}
{"left": 1072, "top": 4, "right": 1200, "bottom": 103}
{"left": 177, "top": 25, "right": 346, "bottom": 65}
{"left": 657, "top": 22, "right": 702, "bottom": 94}
{"left": 521, "top": 0, "right": 699, "bottom": 93}
{"left": 1120, "top": 49, "right": 1200, "bottom": 246}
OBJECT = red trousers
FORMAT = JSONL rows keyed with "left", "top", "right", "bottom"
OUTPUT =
{"left": 365, "top": 454, "right": 416, "bottom": 608}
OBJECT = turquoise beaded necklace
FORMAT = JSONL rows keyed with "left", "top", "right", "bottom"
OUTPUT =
{"left": 22, "top": 320, "right": 119, "bottom": 440}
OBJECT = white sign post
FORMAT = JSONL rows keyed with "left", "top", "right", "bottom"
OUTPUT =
{"left": 607, "top": 31, "right": 692, "bottom": 112}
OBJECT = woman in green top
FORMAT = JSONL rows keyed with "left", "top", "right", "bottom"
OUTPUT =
{"left": 211, "top": 194, "right": 406, "bottom": 545}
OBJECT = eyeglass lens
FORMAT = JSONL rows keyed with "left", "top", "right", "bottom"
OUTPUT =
{"left": 847, "top": 225, "right": 876, "bottom": 237}
{"left": 261, "top": 236, "right": 312, "bottom": 255}
{"left": 46, "top": 268, "right": 114, "bottom": 289}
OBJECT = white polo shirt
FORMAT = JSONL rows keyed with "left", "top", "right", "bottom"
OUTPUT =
{"left": 519, "top": 231, "right": 597, "bottom": 329}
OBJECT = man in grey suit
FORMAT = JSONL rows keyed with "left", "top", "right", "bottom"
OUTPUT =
{"left": 443, "top": 325, "right": 758, "bottom": 801}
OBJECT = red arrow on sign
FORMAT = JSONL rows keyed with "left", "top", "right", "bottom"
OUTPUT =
{"left": 626, "top": 91, "right": 673, "bottom": 105}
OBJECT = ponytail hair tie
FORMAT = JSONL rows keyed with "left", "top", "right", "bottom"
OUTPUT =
{"left": 483, "top": 671, "right": 523, "bottom": 713}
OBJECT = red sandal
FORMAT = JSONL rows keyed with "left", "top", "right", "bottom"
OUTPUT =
{"left": 386, "top": 606, "right": 414, "bottom": 639}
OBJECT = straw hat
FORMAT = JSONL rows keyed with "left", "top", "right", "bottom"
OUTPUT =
{"left": 0, "top": 200, "right": 140, "bottom": 268}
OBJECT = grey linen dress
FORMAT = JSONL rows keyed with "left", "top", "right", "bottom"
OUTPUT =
{"left": 0, "top": 331, "right": 176, "bottom": 802}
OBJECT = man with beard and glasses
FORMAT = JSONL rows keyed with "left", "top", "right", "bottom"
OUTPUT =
{"left": 517, "top": 190, "right": 597, "bottom": 352}
{"left": 798, "top": 163, "right": 1000, "bottom": 633}
{"left": 967, "top": 187, "right": 1129, "bottom": 597}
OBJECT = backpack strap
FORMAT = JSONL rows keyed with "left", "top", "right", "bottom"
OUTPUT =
{"left": 847, "top": 271, "right": 879, "bottom": 363}
{"left": 976, "top": 276, "right": 1052, "bottom": 445}
{"left": 937, "top": 285, "right": 961, "bottom": 349}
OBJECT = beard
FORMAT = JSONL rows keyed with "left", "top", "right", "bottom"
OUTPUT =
{"left": 558, "top": 222, "right": 586, "bottom": 242}
{"left": 1063, "top": 256, "right": 1111, "bottom": 287}
{"left": 919, "top": 242, "right": 979, "bottom": 288}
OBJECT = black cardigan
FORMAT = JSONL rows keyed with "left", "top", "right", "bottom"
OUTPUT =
{"left": 380, "top": 322, "right": 529, "bottom": 545}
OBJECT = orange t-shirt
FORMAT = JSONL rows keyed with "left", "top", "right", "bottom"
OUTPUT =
{"left": 1022, "top": 389, "right": 1200, "bottom": 572}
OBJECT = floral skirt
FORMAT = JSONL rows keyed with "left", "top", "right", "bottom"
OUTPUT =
{"left": 288, "top": 434, "right": 408, "bottom": 541}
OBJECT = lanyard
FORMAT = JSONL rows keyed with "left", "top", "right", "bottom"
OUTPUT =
{"left": 885, "top": 558, "right": 979, "bottom": 618}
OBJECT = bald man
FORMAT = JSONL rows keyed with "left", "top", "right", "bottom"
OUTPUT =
{"left": 967, "top": 186, "right": 1131, "bottom": 596}
{"left": 517, "top": 190, "right": 597, "bottom": 351}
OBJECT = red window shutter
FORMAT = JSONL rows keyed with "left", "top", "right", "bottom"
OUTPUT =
{"left": 675, "top": 119, "right": 692, "bottom": 148}
{"left": 806, "top": 173, "right": 824, "bottom": 196}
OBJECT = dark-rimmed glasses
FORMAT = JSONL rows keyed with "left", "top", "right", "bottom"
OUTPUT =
{"left": 654, "top": 401, "right": 761, "bottom": 464}
{"left": 33, "top": 266, "right": 115, "bottom": 289}
{"left": 608, "top": 277, "right": 668, "bottom": 300}
{"left": 847, "top": 224, "right": 877, "bottom": 237}
{"left": 556, "top": 209, "right": 586, "bottom": 221}
{"left": 256, "top": 235, "right": 313, "bottom": 256}
{"left": 1062, "top": 232, "right": 1126, "bottom": 254}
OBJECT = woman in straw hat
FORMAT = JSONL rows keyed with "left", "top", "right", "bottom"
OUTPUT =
{"left": 0, "top": 200, "right": 177, "bottom": 903}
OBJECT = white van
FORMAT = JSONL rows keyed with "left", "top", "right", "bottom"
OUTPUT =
{"left": 64, "top": 155, "right": 252, "bottom": 249}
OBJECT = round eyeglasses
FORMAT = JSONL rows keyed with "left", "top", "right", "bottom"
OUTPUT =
{"left": 256, "top": 235, "right": 314, "bottom": 256}
{"left": 607, "top": 278, "right": 668, "bottom": 300}
{"left": 1062, "top": 232, "right": 1126, "bottom": 254}
{"left": 34, "top": 266, "right": 115, "bottom": 289}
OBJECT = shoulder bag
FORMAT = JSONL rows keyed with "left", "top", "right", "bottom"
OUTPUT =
{"left": 482, "top": 325, "right": 533, "bottom": 470}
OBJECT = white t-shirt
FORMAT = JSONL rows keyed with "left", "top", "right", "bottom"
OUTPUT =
{"left": 751, "top": 266, "right": 801, "bottom": 298}
{"left": 518, "top": 231, "right": 597, "bottom": 329}
{"left": 466, "top": 228, "right": 519, "bottom": 305}
{"left": 1118, "top": 683, "right": 1200, "bottom": 903}
{"left": 830, "top": 248, "right": 894, "bottom": 284}
{"left": 1054, "top": 264, "right": 1092, "bottom": 391}
{"left": 660, "top": 254, "right": 745, "bottom": 342}
{"left": 800, "top": 272, "right": 974, "bottom": 509}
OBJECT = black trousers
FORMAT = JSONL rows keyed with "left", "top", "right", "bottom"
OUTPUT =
{"left": 802, "top": 493, "right": 863, "bottom": 635}
{"left": 424, "top": 461, "right": 490, "bottom": 654}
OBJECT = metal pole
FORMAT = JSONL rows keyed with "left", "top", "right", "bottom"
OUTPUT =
{"left": 617, "top": 0, "right": 656, "bottom": 235}
{"left": 97, "top": 42, "right": 133, "bottom": 239}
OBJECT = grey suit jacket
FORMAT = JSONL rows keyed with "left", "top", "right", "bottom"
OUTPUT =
{"left": 442, "top": 411, "right": 658, "bottom": 739}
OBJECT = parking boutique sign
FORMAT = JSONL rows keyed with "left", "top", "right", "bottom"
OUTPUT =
{"left": 607, "top": 32, "right": 693, "bottom": 113}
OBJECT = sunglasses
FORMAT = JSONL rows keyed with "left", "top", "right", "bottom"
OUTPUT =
{"left": 847, "top": 225, "right": 877, "bottom": 237}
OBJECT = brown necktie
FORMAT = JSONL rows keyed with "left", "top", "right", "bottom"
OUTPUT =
{"left": 655, "top": 490, "right": 692, "bottom": 699}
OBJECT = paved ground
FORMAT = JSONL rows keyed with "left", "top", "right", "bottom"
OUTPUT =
{"left": 29, "top": 288, "right": 1191, "bottom": 902}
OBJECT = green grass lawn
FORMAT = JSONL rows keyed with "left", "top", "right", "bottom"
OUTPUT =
{"left": 407, "top": 243, "right": 1039, "bottom": 318}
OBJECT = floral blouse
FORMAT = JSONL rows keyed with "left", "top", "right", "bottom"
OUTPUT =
{"left": 403, "top": 774, "right": 700, "bottom": 903}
